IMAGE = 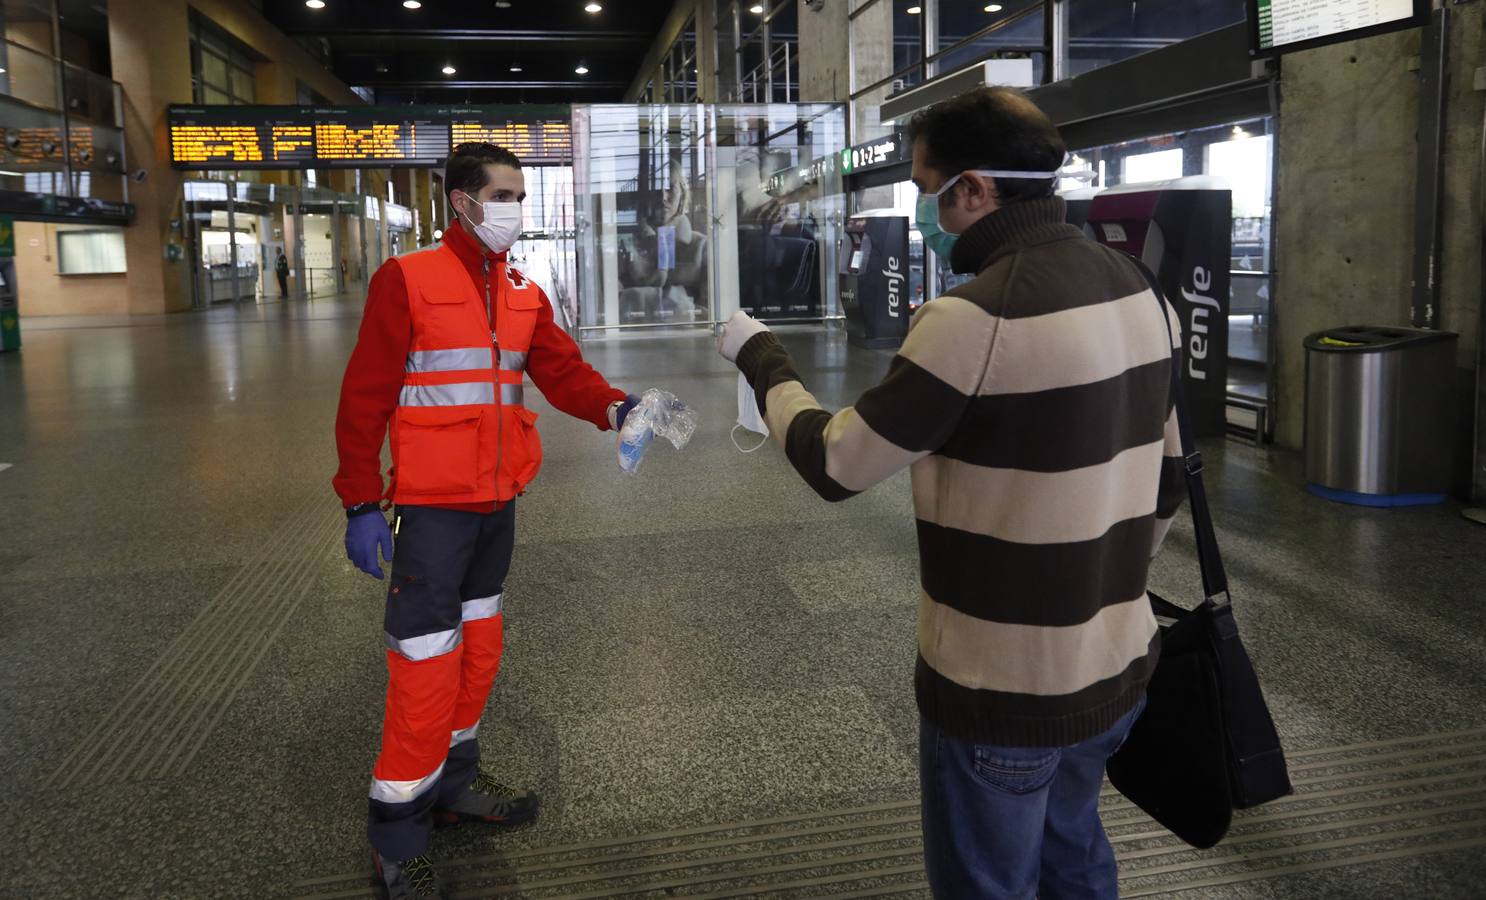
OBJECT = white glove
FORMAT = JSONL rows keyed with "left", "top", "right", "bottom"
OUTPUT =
{"left": 718, "top": 311, "right": 770, "bottom": 364}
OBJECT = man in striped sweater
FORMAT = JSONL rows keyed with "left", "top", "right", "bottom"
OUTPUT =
{"left": 719, "top": 88, "right": 1184, "bottom": 899}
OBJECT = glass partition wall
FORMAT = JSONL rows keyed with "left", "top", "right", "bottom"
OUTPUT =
{"left": 181, "top": 180, "right": 404, "bottom": 307}
{"left": 571, "top": 102, "right": 846, "bottom": 337}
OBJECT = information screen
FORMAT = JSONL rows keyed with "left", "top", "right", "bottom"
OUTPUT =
{"left": 1250, "top": 0, "right": 1427, "bottom": 56}
{"left": 168, "top": 105, "right": 570, "bottom": 169}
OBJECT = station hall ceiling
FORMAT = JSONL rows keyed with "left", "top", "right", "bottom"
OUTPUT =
{"left": 259, "top": 0, "right": 674, "bottom": 105}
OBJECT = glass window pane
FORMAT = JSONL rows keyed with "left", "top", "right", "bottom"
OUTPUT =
{"left": 201, "top": 50, "right": 228, "bottom": 90}
{"left": 231, "top": 66, "right": 255, "bottom": 102}
{"left": 937, "top": 0, "right": 1042, "bottom": 46}
{"left": 893, "top": 3, "right": 923, "bottom": 75}
{"left": 203, "top": 85, "right": 230, "bottom": 105}
{"left": 1069, "top": 0, "right": 1245, "bottom": 77}
{"left": 931, "top": 1, "right": 1043, "bottom": 79}
{"left": 1122, "top": 148, "right": 1184, "bottom": 184}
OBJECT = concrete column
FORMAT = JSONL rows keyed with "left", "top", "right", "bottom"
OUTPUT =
{"left": 798, "top": 0, "right": 849, "bottom": 102}
{"left": 109, "top": 0, "right": 192, "bottom": 315}
{"left": 849, "top": 0, "right": 894, "bottom": 143}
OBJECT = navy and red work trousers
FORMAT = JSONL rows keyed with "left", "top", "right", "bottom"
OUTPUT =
{"left": 368, "top": 502, "right": 515, "bottom": 861}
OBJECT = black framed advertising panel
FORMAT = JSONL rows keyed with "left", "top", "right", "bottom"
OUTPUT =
{"left": 167, "top": 105, "right": 573, "bottom": 170}
{"left": 1246, "top": 0, "right": 1430, "bottom": 58}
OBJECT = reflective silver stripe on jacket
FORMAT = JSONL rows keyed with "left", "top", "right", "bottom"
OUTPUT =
{"left": 369, "top": 761, "right": 446, "bottom": 804}
{"left": 499, "top": 350, "right": 527, "bottom": 372}
{"left": 501, "top": 384, "right": 524, "bottom": 406}
{"left": 461, "top": 593, "right": 503, "bottom": 622}
{"left": 450, "top": 720, "right": 481, "bottom": 747}
{"left": 406, "top": 347, "right": 492, "bottom": 373}
{"left": 399, "top": 382, "right": 496, "bottom": 407}
{"left": 385, "top": 626, "right": 461, "bottom": 661}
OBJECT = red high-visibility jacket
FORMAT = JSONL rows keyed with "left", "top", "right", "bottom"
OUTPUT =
{"left": 333, "top": 220, "right": 624, "bottom": 511}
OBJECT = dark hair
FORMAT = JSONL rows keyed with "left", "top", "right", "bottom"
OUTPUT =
{"left": 444, "top": 142, "right": 522, "bottom": 199}
{"left": 906, "top": 86, "right": 1066, "bottom": 205}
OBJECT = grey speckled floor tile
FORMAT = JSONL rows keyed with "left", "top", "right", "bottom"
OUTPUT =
{"left": 2, "top": 301, "right": 1484, "bottom": 897}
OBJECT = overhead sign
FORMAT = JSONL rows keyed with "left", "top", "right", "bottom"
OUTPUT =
{"left": 1248, "top": 0, "right": 1428, "bottom": 56}
{"left": 840, "top": 134, "right": 907, "bottom": 175}
{"left": 167, "top": 105, "right": 573, "bottom": 170}
{"left": 764, "top": 131, "right": 908, "bottom": 198}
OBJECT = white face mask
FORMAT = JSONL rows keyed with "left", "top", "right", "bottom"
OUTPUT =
{"left": 456, "top": 192, "right": 523, "bottom": 254}
{"left": 732, "top": 372, "right": 770, "bottom": 453}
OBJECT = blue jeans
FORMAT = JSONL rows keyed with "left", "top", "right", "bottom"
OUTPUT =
{"left": 918, "top": 698, "right": 1146, "bottom": 900}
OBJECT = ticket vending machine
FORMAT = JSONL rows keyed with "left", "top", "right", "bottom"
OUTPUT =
{"left": 840, "top": 212, "right": 910, "bottom": 350}
{"left": 1061, "top": 187, "right": 1099, "bottom": 237}
{"left": 1086, "top": 178, "right": 1233, "bottom": 437}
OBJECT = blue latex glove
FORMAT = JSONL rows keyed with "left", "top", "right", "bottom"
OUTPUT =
{"left": 614, "top": 393, "right": 641, "bottom": 431}
{"left": 346, "top": 511, "right": 393, "bottom": 579}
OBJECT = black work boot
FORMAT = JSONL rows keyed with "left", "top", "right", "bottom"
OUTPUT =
{"left": 434, "top": 769, "right": 540, "bottom": 828}
{"left": 372, "top": 850, "right": 444, "bottom": 899}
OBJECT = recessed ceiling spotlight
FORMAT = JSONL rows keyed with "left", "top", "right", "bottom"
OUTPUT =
{"left": 305, "top": 0, "right": 325, "bottom": 8}
{"left": 749, "top": 4, "right": 764, "bottom": 12}
{"left": 984, "top": 3, "right": 1003, "bottom": 11}
{"left": 907, "top": 5, "right": 923, "bottom": 14}
{"left": 584, "top": 2, "right": 603, "bottom": 12}
{"left": 575, "top": 64, "right": 590, "bottom": 75}
{"left": 510, "top": 65, "right": 523, "bottom": 72}
{"left": 403, "top": 0, "right": 422, "bottom": 7}
{"left": 495, "top": 1, "right": 512, "bottom": 7}
{"left": 442, "top": 64, "right": 457, "bottom": 75}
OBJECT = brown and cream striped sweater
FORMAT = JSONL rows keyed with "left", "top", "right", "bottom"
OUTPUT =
{"left": 736, "top": 196, "right": 1185, "bottom": 747}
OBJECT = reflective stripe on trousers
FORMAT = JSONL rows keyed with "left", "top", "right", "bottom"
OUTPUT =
{"left": 370, "top": 761, "right": 447, "bottom": 804}
{"left": 450, "top": 719, "right": 480, "bottom": 747}
{"left": 385, "top": 626, "right": 461, "bottom": 662}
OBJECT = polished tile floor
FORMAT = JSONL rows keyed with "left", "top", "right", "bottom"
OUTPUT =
{"left": 0, "top": 296, "right": 1483, "bottom": 898}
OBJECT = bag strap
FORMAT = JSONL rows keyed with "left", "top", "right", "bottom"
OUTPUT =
{"left": 1127, "top": 256, "right": 1231, "bottom": 603}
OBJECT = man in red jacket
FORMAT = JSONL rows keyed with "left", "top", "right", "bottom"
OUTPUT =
{"left": 333, "top": 143, "right": 647, "bottom": 899}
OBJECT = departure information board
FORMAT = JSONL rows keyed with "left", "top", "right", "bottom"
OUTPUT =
{"left": 168, "top": 105, "right": 571, "bottom": 169}
{"left": 1249, "top": 0, "right": 1427, "bottom": 56}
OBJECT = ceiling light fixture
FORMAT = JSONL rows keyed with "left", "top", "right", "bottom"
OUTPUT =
{"left": 907, "top": 5, "right": 923, "bottom": 14}
{"left": 575, "top": 64, "right": 590, "bottom": 75}
{"left": 442, "top": 64, "right": 457, "bottom": 75}
{"left": 749, "top": 4, "right": 764, "bottom": 12}
{"left": 584, "top": 2, "right": 603, "bottom": 12}
{"left": 403, "top": 0, "right": 422, "bottom": 7}
{"left": 305, "top": 0, "right": 325, "bottom": 8}
{"left": 495, "top": 1, "right": 512, "bottom": 7}
{"left": 510, "top": 65, "right": 523, "bottom": 72}
{"left": 984, "top": 3, "right": 1003, "bottom": 11}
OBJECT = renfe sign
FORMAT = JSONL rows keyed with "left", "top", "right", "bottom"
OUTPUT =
{"left": 1086, "top": 185, "right": 1233, "bottom": 438}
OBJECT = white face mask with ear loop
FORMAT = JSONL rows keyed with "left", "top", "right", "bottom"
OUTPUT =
{"left": 456, "top": 191, "right": 523, "bottom": 254}
{"left": 732, "top": 372, "right": 770, "bottom": 453}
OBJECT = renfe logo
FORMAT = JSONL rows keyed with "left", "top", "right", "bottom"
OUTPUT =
{"left": 1182, "top": 265, "right": 1220, "bottom": 380}
{"left": 884, "top": 255, "right": 903, "bottom": 318}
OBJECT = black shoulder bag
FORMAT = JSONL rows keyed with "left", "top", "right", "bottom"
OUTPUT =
{"left": 1104, "top": 260, "right": 1293, "bottom": 849}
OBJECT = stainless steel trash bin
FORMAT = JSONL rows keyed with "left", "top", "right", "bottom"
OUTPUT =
{"left": 1304, "top": 326, "right": 1458, "bottom": 506}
